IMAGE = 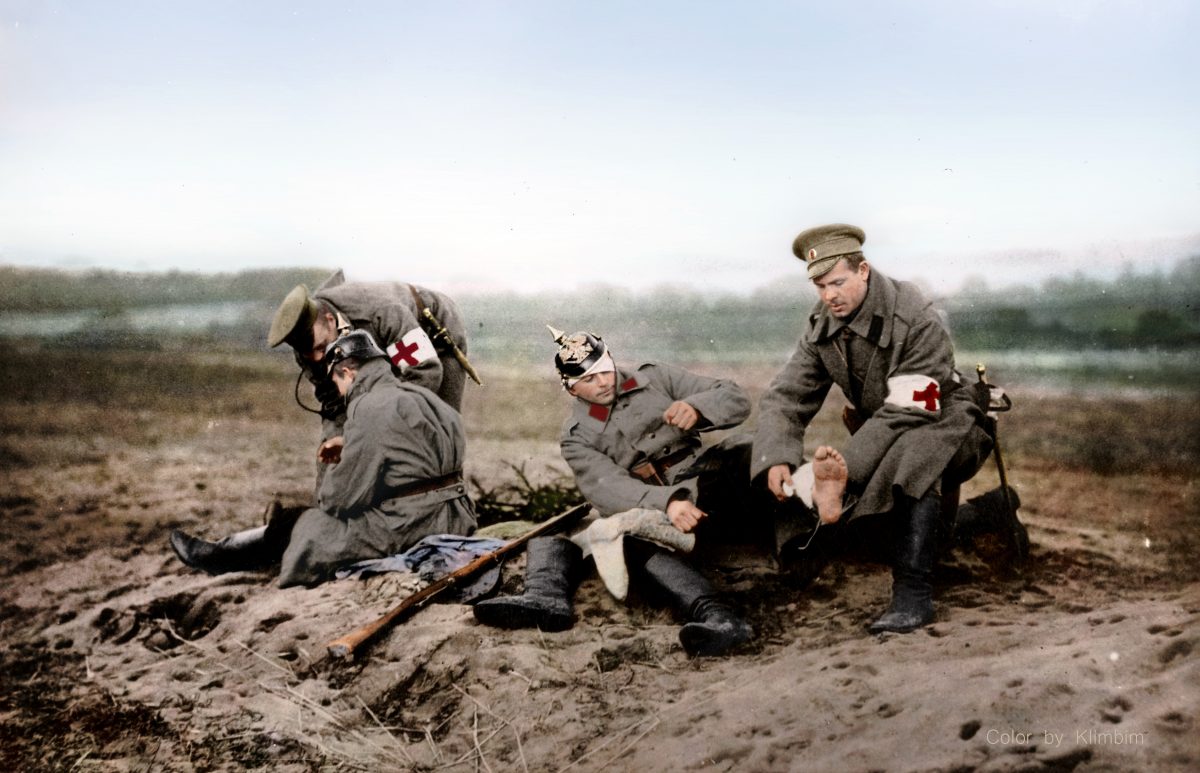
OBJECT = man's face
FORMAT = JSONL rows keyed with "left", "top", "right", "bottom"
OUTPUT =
{"left": 301, "top": 311, "right": 340, "bottom": 363}
{"left": 813, "top": 259, "right": 870, "bottom": 318}
{"left": 567, "top": 371, "right": 617, "bottom": 405}
{"left": 331, "top": 362, "right": 356, "bottom": 396}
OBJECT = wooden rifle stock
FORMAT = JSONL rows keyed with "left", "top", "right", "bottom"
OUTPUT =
{"left": 325, "top": 502, "right": 589, "bottom": 659}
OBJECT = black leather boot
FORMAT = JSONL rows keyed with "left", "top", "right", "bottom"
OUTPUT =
{"left": 953, "top": 486, "right": 1022, "bottom": 540}
{"left": 638, "top": 550, "right": 753, "bottom": 656}
{"left": 869, "top": 493, "right": 940, "bottom": 634}
{"left": 169, "top": 526, "right": 277, "bottom": 575}
{"left": 473, "top": 537, "right": 581, "bottom": 632}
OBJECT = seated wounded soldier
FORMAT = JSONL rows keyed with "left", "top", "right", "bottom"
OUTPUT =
{"left": 474, "top": 327, "right": 758, "bottom": 656}
{"left": 170, "top": 330, "right": 476, "bottom": 587}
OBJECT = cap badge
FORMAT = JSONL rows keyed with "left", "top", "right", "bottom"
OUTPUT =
{"left": 559, "top": 334, "right": 594, "bottom": 365}
{"left": 808, "top": 248, "right": 817, "bottom": 260}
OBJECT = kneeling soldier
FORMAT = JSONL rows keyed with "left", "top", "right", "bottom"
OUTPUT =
{"left": 474, "top": 328, "right": 755, "bottom": 656}
{"left": 170, "top": 330, "right": 477, "bottom": 587}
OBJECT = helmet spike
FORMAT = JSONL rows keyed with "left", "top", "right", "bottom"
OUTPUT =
{"left": 546, "top": 324, "right": 567, "bottom": 344}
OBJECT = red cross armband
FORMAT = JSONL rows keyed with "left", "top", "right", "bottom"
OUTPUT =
{"left": 386, "top": 328, "right": 437, "bottom": 371}
{"left": 885, "top": 374, "right": 941, "bottom": 412}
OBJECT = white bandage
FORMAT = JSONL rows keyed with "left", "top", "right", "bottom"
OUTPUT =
{"left": 386, "top": 328, "right": 437, "bottom": 371}
{"left": 570, "top": 508, "right": 696, "bottom": 601}
{"left": 564, "top": 351, "right": 615, "bottom": 388}
{"left": 885, "top": 373, "right": 941, "bottom": 412}
{"left": 781, "top": 462, "right": 815, "bottom": 508}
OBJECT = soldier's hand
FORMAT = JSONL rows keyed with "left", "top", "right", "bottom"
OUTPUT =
{"left": 318, "top": 436, "right": 345, "bottom": 464}
{"left": 666, "top": 498, "right": 706, "bottom": 533}
{"left": 663, "top": 401, "right": 700, "bottom": 431}
{"left": 766, "top": 464, "right": 795, "bottom": 502}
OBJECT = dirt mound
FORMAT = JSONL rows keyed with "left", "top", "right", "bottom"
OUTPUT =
{"left": 1, "top": 351, "right": 1196, "bottom": 771}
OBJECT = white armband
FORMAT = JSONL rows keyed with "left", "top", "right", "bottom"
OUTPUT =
{"left": 386, "top": 328, "right": 437, "bottom": 371}
{"left": 885, "top": 374, "right": 941, "bottom": 413}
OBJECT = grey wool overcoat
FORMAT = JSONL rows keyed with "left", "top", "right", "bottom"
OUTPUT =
{"left": 307, "top": 269, "right": 469, "bottom": 424}
{"left": 560, "top": 362, "right": 751, "bottom": 516}
{"left": 752, "top": 269, "right": 991, "bottom": 519}
{"left": 280, "top": 359, "right": 475, "bottom": 587}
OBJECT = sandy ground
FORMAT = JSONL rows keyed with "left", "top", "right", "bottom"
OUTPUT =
{"left": 1, "top": 349, "right": 1197, "bottom": 772}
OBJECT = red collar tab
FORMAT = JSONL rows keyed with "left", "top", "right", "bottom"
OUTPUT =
{"left": 588, "top": 403, "right": 610, "bottom": 422}
{"left": 620, "top": 377, "right": 639, "bottom": 392}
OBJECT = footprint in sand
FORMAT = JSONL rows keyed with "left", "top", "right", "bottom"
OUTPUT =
{"left": 255, "top": 612, "right": 294, "bottom": 633}
{"left": 1157, "top": 637, "right": 1194, "bottom": 665}
{"left": 1147, "top": 623, "right": 1183, "bottom": 637}
{"left": 1100, "top": 695, "right": 1132, "bottom": 724}
{"left": 876, "top": 702, "right": 902, "bottom": 718}
{"left": 1157, "top": 711, "right": 1190, "bottom": 733}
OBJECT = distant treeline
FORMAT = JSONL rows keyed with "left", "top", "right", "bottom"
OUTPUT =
{"left": 941, "top": 256, "right": 1200, "bottom": 349}
{"left": 0, "top": 266, "right": 333, "bottom": 312}
{"left": 1, "top": 257, "right": 1198, "bottom": 354}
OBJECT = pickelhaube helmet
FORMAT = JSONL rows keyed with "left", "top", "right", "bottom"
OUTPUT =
{"left": 548, "top": 325, "right": 610, "bottom": 385}
{"left": 324, "top": 329, "right": 386, "bottom": 370}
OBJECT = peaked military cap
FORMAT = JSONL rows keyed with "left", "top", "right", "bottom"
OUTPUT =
{"left": 268, "top": 284, "right": 320, "bottom": 349}
{"left": 792, "top": 224, "right": 866, "bottom": 279}
{"left": 324, "top": 329, "right": 386, "bottom": 370}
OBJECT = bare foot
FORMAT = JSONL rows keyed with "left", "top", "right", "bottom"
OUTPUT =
{"left": 812, "top": 446, "right": 848, "bottom": 524}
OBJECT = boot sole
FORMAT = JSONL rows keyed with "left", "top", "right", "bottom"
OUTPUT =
{"left": 169, "top": 531, "right": 210, "bottom": 573}
{"left": 679, "top": 624, "right": 753, "bottom": 657}
{"left": 473, "top": 600, "right": 573, "bottom": 632}
{"left": 867, "top": 611, "right": 933, "bottom": 634}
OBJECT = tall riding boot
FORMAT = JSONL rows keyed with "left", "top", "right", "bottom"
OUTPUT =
{"left": 170, "top": 525, "right": 279, "bottom": 575}
{"left": 473, "top": 537, "right": 581, "bottom": 632}
{"left": 637, "top": 550, "right": 753, "bottom": 657}
{"left": 262, "top": 503, "right": 306, "bottom": 557}
{"left": 869, "top": 493, "right": 940, "bottom": 634}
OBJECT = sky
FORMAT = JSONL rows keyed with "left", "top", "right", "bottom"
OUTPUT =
{"left": 1, "top": 0, "right": 1197, "bottom": 295}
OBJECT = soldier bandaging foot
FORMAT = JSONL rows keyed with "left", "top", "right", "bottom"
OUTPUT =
{"left": 755, "top": 224, "right": 995, "bottom": 635}
{"left": 268, "top": 270, "right": 475, "bottom": 497}
{"left": 473, "top": 327, "right": 759, "bottom": 657}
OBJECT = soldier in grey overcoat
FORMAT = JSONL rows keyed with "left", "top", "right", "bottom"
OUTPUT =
{"left": 170, "top": 330, "right": 476, "bottom": 587}
{"left": 753, "top": 224, "right": 992, "bottom": 634}
{"left": 268, "top": 270, "right": 473, "bottom": 482}
{"left": 474, "top": 328, "right": 757, "bottom": 657}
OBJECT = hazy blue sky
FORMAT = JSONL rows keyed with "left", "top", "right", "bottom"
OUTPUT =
{"left": 2, "top": 0, "right": 1197, "bottom": 294}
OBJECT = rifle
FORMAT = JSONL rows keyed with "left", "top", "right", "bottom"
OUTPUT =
{"left": 325, "top": 502, "right": 590, "bottom": 659}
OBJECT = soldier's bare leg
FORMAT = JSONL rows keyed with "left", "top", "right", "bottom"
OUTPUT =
{"left": 812, "top": 446, "right": 848, "bottom": 524}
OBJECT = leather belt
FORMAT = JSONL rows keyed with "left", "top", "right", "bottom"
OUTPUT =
{"left": 389, "top": 471, "right": 464, "bottom": 499}
{"left": 630, "top": 446, "right": 695, "bottom": 485}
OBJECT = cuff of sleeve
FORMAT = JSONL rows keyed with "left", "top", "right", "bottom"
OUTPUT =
{"left": 640, "top": 481, "right": 696, "bottom": 512}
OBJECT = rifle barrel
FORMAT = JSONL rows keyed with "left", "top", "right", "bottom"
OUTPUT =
{"left": 325, "top": 502, "right": 589, "bottom": 658}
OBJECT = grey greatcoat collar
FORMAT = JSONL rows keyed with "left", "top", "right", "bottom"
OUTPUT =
{"left": 806, "top": 269, "right": 898, "bottom": 349}
{"left": 344, "top": 358, "right": 393, "bottom": 406}
{"left": 569, "top": 366, "right": 644, "bottom": 429}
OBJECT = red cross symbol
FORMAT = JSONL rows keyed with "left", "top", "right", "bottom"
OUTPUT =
{"left": 912, "top": 382, "right": 940, "bottom": 411}
{"left": 390, "top": 340, "right": 421, "bottom": 367}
